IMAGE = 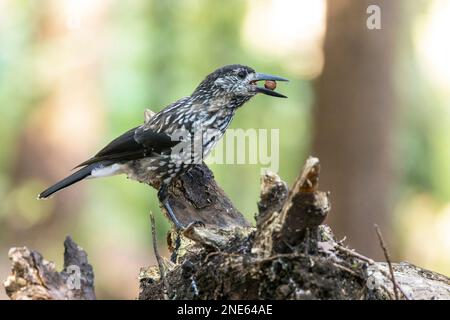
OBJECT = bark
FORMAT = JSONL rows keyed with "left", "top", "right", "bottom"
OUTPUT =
{"left": 157, "top": 163, "right": 250, "bottom": 230}
{"left": 4, "top": 157, "right": 449, "bottom": 300}
{"left": 4, "top": 236, "right": 95, "bottom": 300}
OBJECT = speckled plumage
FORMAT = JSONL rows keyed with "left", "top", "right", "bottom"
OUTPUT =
{"left": 38, "top": 64, "right": 288, "bottom": 228}
{"left": 105, "top": 65, "right": 256, "bottom": 186}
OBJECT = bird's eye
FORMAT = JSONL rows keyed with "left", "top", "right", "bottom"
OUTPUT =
{"left": 237, "top": 70, "right": 246, "bottom": 79}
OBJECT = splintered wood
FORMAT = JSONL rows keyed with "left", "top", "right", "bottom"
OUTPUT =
{"left": 271, "top": 157, "right": 331, "bottom": 253}
{"left": 251, "top": 157, "right": 330, "bottom": 256}
{"left": 4, "top": 236, "right": 96, "bottom": 300}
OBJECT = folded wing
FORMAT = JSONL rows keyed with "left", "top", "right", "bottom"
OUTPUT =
{"left": 75, "top": 126, "right": 179, "bottom": 168}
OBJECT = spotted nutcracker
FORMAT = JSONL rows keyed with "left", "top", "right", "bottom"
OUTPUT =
{"left": 38, "top": 64, "right": 288, "bottom": 229}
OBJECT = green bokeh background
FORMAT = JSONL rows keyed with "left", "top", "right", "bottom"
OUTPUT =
{"left": 1, "top": 0, "right": 449, "bottom": 298}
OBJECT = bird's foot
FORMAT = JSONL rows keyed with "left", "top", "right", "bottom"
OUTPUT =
{"left": 185, "top": 170, "right": 194, "bottom": 180}
{"left": 187, "top": 220, "right": 206, "bottom": 229}
{"left": 160, "top": 199, "right": 185, "bottom": 231}
{"left": 158, "top": 184, "right": 186, "bottom": 231}
{"left": 170, "top": 233, "right": 182, "bottom": 263}
{"left": 182, "top": 220, "right": 206, "bottom": 235}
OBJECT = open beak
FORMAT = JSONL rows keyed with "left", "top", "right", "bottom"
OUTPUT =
{"left": 251, "top": 72, "right": 289, "bottom": 98}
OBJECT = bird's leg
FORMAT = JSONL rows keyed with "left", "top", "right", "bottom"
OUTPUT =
{"left": 158, "top": 182, "right": 206, "bottom": 232}
{"left": 185, "top": 170, "right": 194, "bottom": 180}
{"left": 170, "top": 234, "right": 181, "bottom": 263}
{"left": 157, "top": 183, "right": 184, "bottom": 231}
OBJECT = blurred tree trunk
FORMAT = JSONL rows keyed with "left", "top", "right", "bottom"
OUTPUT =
{"left": 312, "top": 0, "right": 402, "bottom": 258}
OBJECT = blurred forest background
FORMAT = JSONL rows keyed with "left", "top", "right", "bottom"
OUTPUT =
{"left": 1, "top": 0, "right": 449, "bottom": 299}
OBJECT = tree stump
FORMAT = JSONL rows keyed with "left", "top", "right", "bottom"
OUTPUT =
{"left": 4, "top": 157, "right": 450, "bottom": 300}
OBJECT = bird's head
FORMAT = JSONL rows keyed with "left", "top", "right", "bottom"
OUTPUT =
{"left": 192, "top": 64, "right": 288, "bottom": 107}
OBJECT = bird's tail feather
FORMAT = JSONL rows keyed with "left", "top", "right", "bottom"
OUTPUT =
{"left": 38, "top": 164, "right": 96, "bottom": 199}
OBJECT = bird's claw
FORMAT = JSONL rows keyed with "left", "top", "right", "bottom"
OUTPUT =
{"left": 187, "top": 220, "right": 206, "bottom": 229}
{"left": 182, "top": 220, "right": 206, "bottom": 235}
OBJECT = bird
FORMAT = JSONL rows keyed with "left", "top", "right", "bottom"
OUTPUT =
{"left": 38, "top": 64, "right": 288, "bottom": 229}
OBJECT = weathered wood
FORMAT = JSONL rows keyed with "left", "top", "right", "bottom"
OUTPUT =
{"left": 139, "top": 222, "right": 450, "bottom": 300}
{"left": 4, "top": 157, "right": 450, "bottom": 300}
{"left": 138, "top": 158, "right": 450, "bottom": 300}
{"left": 271, "top": 157, "right": 331, "bottom": 253}
{"left": 163, "top": 164, "right": 250, "bottom": 229}
{"left": 256, "top": 171, "right": 288, "bottom": 227}
{"left": 368, "top": 262, "right": 450, "bottom": 300}
{"left": 4, "top": 236, "right": 95, "bottom": 300}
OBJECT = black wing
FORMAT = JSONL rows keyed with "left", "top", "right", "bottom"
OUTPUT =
{"left": 75, "top": 126, "right": 178, "bottom": 168}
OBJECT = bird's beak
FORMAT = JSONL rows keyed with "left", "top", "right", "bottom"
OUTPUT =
{"left": 251, "top": 72, "right": 289, "bottom": 98}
